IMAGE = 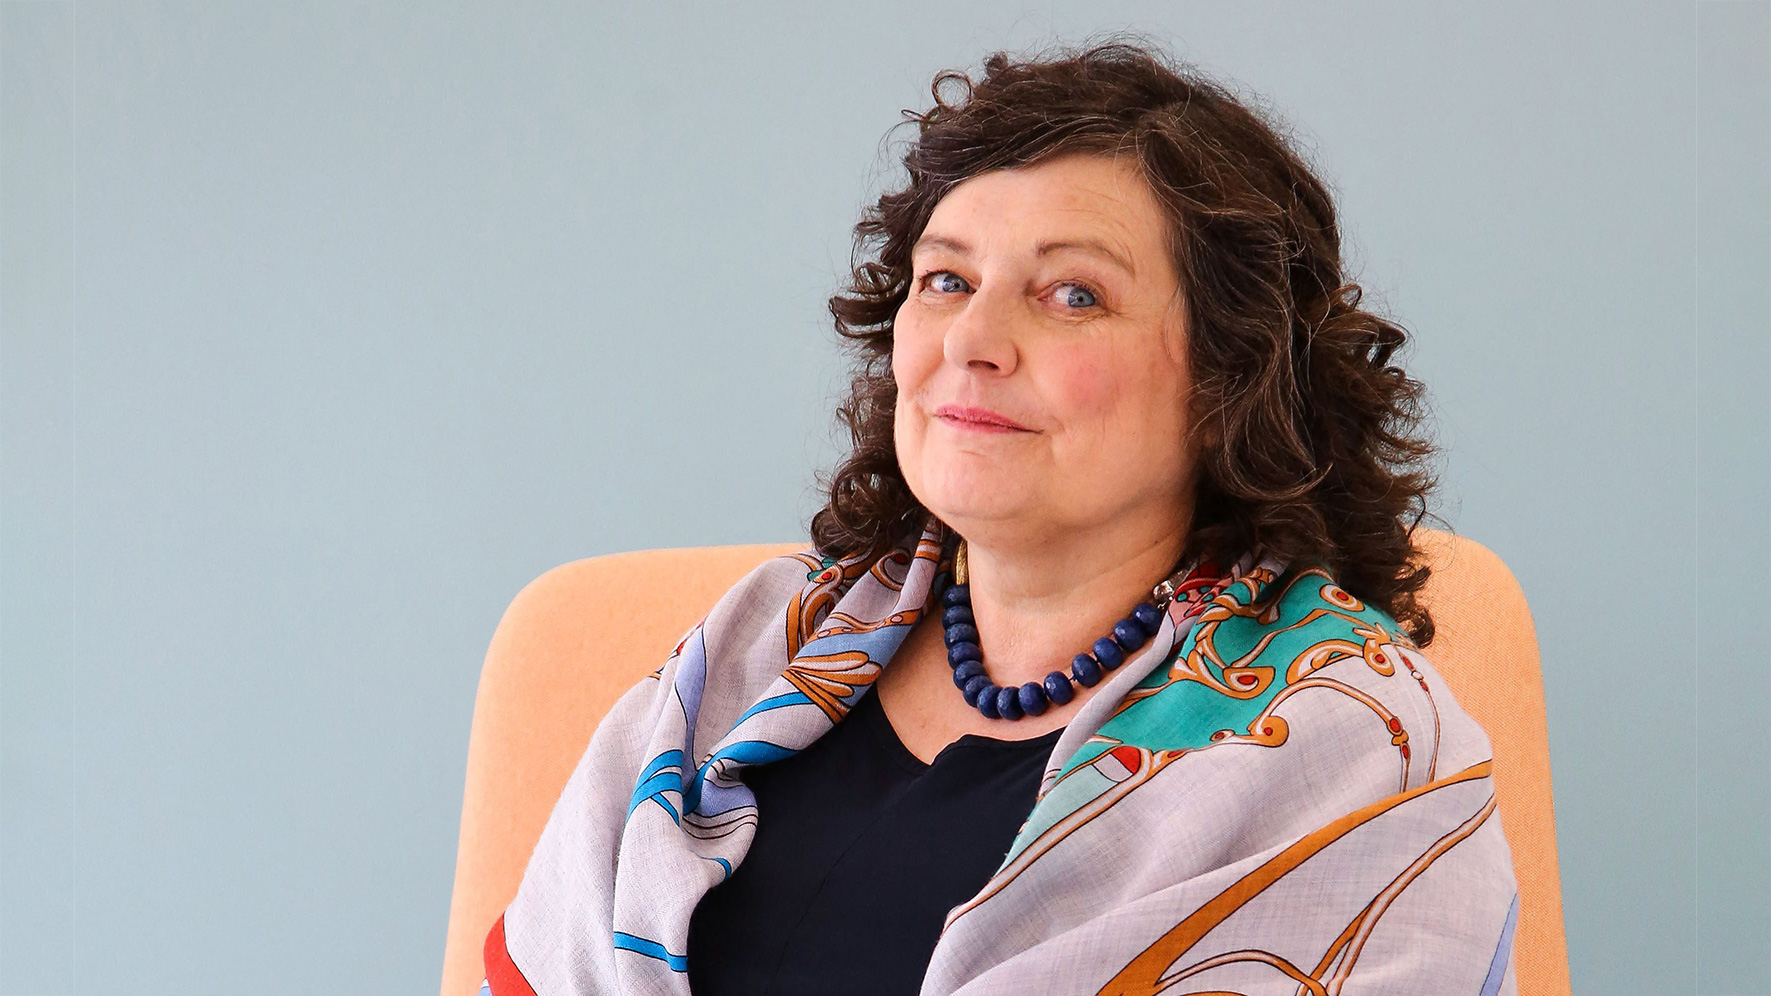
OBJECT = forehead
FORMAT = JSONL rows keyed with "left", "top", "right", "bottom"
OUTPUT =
{"left": 918, "top": 155, "right": 1172, "bottom": 265}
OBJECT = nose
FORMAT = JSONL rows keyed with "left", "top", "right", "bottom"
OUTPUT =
{"left": 941, "top": 284, "right": 1019, "bottom": 377}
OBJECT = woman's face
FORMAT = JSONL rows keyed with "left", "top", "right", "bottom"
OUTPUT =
{"left": 892, "top": 154, "right": 1197, "bottom": 550}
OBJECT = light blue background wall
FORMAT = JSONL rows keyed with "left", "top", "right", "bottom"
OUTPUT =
{"left": 0, "top": 2, "right": 1760, "bottom": 994}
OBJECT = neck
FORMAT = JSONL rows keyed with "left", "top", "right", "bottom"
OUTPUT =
{"left": 955, "top": 510, "right": 1191, "bottom": 688}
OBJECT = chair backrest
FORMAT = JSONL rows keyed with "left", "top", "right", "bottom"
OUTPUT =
{"left": 438, "top": 531, "right": 1571, "bottom": 996}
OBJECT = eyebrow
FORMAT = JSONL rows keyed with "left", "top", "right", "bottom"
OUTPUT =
{"left": 910, "top": 233, "right": 1137, "bottom": 279}
{"left": 911, "top": 234, "right": 973, "bottom": 257}
{"left": 1035, "top": 239, "right": 1137, "bottom": 277}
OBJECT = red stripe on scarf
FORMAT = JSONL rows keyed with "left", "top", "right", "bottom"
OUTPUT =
{"left": 483, "top": 913, "right": 540, "bottom": 996}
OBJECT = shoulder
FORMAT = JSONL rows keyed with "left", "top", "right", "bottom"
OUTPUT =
{"left": 1195, "top": 563, "right": 1417, "bottom": 679}
{"left": 1086, "top": 562, "right": 1490, "bottom": 777}
{"left": 649, "top": 545, "right": 838, "bottom": 701}
{"left": 695, "top": 547, "right": 832, "bottom": 659}
{"left": 1198, "top": 562, "right": 1495, "bottom": 777}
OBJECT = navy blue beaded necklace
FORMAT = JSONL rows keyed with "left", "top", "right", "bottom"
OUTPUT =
{"left": 939, "top": 540, "right": 1184, "bottom": 722}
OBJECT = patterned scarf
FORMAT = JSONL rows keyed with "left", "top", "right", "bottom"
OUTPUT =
{"left": 485, "top": 520, "right": 1519, "bottom": 996}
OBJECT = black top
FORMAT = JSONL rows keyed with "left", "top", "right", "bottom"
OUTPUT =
{"left": 686, "top": 683, "right": 1065, "bottom": 996}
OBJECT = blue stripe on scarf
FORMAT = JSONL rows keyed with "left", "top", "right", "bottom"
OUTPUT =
{"left": 682, "top": 739, "right": 797, "bottom": 815}
{"left": 1479, "top": 892, "right": 1519, "bottom": 996}
{"left": 796, "top": 623, "right": 914, "bottom": 667}
{"left": 627, "top": 749, "right": 686, "bottom": 820}
{"left": 613, "top": 931, "right": 689, "bottom": 972}
{"left": 728, "top": 690, "right": 812, "bottom": 728}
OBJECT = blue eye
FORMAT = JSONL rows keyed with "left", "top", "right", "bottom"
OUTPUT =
{"left": 1056, "top": 284, "right": 1098, "bottom": 309}
{"left": 927, "top": 271, "right": 971, "bottom": 294}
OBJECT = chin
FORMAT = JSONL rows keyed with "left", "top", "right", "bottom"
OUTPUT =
{"left": 914, "top": 469, "right": 1039, "bottom": 533}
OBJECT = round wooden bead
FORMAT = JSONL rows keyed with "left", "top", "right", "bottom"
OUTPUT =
{"left": 1093, "top": 637, "right": 1126, "bottom": 670}
{"left": 1043, "top": 672, "right": 1075, "bottom": 704}
{"left": 1113, "top": 618, "right": 1145, "bottom": 651}
{"left": 962, "top": 674, "right": 992, "bottom": 706}
{"left": 1071, "top": 653, "right": 1102, "bottom": 687}
{"left": 1131, "top": 601, "right": 1163, "bottom": 632}
{"left": 952, "top": 660, "right": 985, "bottom": 687}
{"left": 947, "top": 641, "right": 982, "bottom": 667}
{"left": 976, "top": 686, "right": 1001, "bottom": 718}
{"left": 944, "top": 622, "right": 980, "bottom": 646}
{"left": 1018, "top": 682, "right": 1049, "bottom": 716}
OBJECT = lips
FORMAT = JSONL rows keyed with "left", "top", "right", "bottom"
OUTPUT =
{"left": 933, "top": 404, "right": 1035, "bottom": 432}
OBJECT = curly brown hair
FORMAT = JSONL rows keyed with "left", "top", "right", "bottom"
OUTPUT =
{"left": 811, "top": 42, "right": 1439, "bottom": 644}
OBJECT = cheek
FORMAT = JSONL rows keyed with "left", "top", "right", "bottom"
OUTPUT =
{"left": 1041, "top": 343, "right": 1112, "bottom": 416}
{"left": 1046, "top": 342, "right": 1192, "bottom": 455}
{"left": 890, "top": 306, "right": 942, "bottom": 482}
{"left": 1044, "top": 343, "right": 1138, "bottom": 428}
{"left": 890, "top": 307, "right": 943, "bottom": 398}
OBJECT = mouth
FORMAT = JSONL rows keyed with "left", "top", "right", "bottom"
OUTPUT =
{"left": 933, "top": 405, "right": 1035, "bottom": 433}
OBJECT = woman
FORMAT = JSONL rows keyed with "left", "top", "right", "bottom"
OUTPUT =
{"left": 484, "top": 43, "right": 1518, "bottom": 996}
